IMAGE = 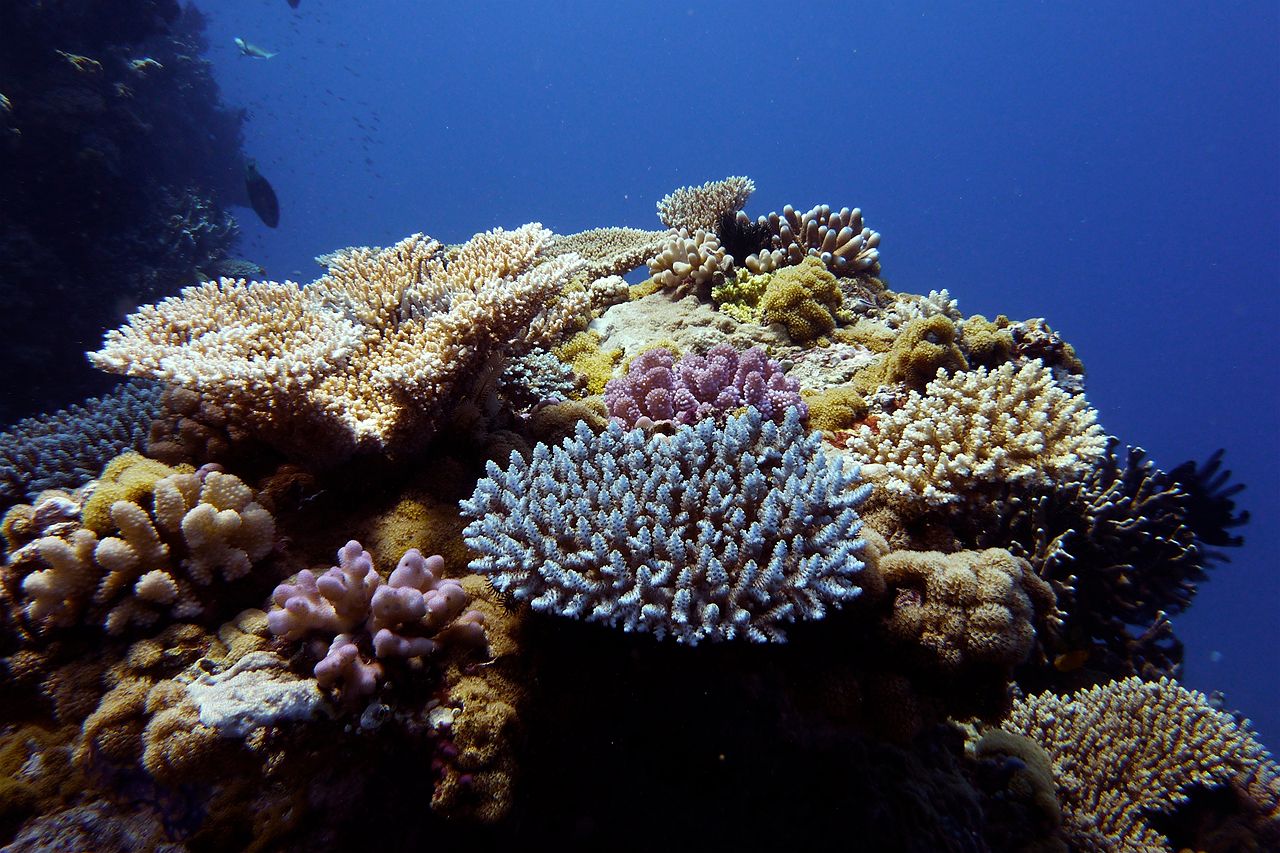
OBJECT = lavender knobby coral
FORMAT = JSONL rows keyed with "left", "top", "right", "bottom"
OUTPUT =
{"left": 460, "top": 407, "right": 872, "bottom": 644}
{"left": 604, "top": 343, "right": 807, "bottom": 429}
{"left": 267, "top": 541, "right": 486, "bottom": 703}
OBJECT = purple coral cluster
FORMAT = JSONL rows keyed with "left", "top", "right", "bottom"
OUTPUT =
{"left": 604, "top": 343, "right": 806, "bottom": 428}
{"left": 267, "top": 540, "right": 486, "bottom": 704}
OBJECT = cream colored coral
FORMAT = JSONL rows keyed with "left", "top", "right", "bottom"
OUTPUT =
{"left": 743, "top": 204, "right": 881, "bottom": 277}
{"left": 656, "top": 176, "right": 755, "bottom": 232}
{"left": 91, "top": 225, "right": 587, "bottom": 459}
{"left": 544, "top": 227, "right": 670, "bottom": 280}
{"left": 878, "top": 289, "right": 962, "bottom": 329}
{"left": 647, "top": 228, "right": 732, "bottom": 296}
{"left": 879, "top": 548, "right": 1056, "bottom": 670}
{"left": 5, "top": 465, "right": 275, "bottom": 635}
{"left": 845, "top": 361, "right": 1107, "bottom": 505}
{"left": 1005, "top": 677, "right": 1280, "bottom": 852}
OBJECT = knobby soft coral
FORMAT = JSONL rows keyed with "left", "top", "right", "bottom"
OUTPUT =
{"left": 743, "top": 204, "right": 881, "bottom": 277}
{"left": 604, "top": 343, "right": 806, "bottom": 429}
{"left": 267, "top": 541, "right": 486, "bottom": 705}
{"left": 460, "top": 407, "right": 873, "bottom": 644}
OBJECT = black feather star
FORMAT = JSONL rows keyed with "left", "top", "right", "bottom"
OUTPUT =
{"left": 1167, "top": 449, "right": 1249, "bottom": 556}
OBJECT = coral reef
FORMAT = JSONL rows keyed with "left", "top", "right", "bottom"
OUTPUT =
{"left": 461, "top": 407, "right": 873, "bottom": 644}
{"left": 0, "top": 174, "right": 1262, "bottom": 849}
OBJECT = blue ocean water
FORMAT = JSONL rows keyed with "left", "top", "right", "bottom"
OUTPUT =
{"left": 201, "top": 0, "right": 1279, "bottom": 742}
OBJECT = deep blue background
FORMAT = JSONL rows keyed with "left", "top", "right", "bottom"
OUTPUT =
{"left": 203, "top": 1, "right": 1279, "bottom": 741}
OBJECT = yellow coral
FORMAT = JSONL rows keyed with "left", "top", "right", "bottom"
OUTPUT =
{"left": 879, "top": 548, "right": 1057, "bottom": 671}
{"left": 802, "top": 385, "right": 867, "bottom": 433}
{"left": 957, "top": 314, "right": 1016, "bottom": 369}
{"left": 553, "top": 330, "right": 622, "bottom": 395}
{"left": 760, "top": 256, "right": 845, "bottom": 343}
{"left": 82, "top": 452, "right": 190, "bottom": 535}
{"left": 711, "top": 268, "right": 769, "bottom": 324}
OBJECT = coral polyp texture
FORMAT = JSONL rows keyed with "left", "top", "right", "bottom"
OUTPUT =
{"left": 603, "top": 343, "right": 806, "bottom": 428}
{"left": 0, "top": 175, "right": 1262, "bottom": 847}
{"left": 89, "top": 225, "right": 587, "bottom": 460}
{"left": 845, "top": 360, "right": 1107, "bottom": 505}
{"left": 460, "top": 407, "right": 873, "bottom": 644}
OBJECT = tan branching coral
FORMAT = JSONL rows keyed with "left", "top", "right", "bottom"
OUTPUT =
{"left": 647, "top": 228, "right": 732, "bottom": 297}
{"left": 656, "top": 175, "right": 755, "bottom": 232}
{"left": 844, "top": 361, "right": 1107, "bottom": 505}
{"left": 544, "top": 226, "right": 670, "bottom": 280}
{"left": 744, "top": 204, "right": 881, "bottom": 277}
{"left": 879, "top": 548, "right": 1058, "bottom": 672}
{"left": 4, "top": 461, "right": 275, "bottom": 636}
{"left": 1005, "top": 677, "right": 1280, "bottom": 852}
{"left": 90, "top": 225, "right": 587, "bottom": 460}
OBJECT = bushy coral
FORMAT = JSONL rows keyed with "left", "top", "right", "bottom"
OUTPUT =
{"left": 710, "top": 268, "right": 770, "bottom": 323}
{"left": 460, "top": 407, "right": 873, "bottom": 644}
{"left": 1005, "top": 677, "right": 1280, "bottom": 852}
{"left": 844, "top": 361, "right": 1107, "bottom": 506}
{"left": 603, "top": 343, "right": 805, "bottom": 428}
{"left": 657, "top": 176, "right": 755, "bottom": 233}
{"left": 0, "top": 381, "right": 163, "bottom": 510}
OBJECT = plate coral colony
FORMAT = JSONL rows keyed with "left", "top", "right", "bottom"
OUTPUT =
{"left": 0, "top": 177, "right": 1273, "bottom": 850}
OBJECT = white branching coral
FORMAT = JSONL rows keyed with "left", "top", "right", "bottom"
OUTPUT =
{"left": 90, "top": 225, "right": 586, "bottom": 460}
{"left": 844, "top": 361, "right": 1107, "bottom": 505}
{"left": 656, "top": 176, "right": 755, "bottom": 232}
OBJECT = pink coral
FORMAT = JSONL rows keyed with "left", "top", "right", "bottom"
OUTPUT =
{"left": 604, "top": 343, "right": 806, "bottom": 428}
{"left": 267, "top": 541, "right": 486, "bottom": 705}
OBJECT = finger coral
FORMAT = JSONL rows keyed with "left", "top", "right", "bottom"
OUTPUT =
{"left": 845, "top": 360, "right": 1107, "bottom": 506}
{"left": 646, "top": 227, "right": 733, "bottom": 298}
{"left": 1005, "top": 677, "right": 1280, "bottom": 852}
{"left": 460, "top": 406, "right": 873, "bottom": 644}
{"left": 743, "top": 204, "right": 882, "bottom": 277}
{"left": 90, "top": 225, "right": 587, "bottom": 460}
{"left": 266, "top": 541, "right": 486, "bottom": 705}
{"left": 3, "top": 461, "right": 275, "bottom": 636}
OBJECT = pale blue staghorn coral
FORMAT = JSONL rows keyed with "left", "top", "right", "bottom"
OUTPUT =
{"left": 460, "top": 406, "right": 873, "bottom": 644}
{"left": 0, "top": 380, "right": 163, "bottom": 507}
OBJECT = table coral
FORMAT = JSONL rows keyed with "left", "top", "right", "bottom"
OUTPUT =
{"left": 656, "top": 175, "right": 755, "bottom": 232}
{"left": 461, "top": 406, "right": 873, "bottom": 644}
{"left": 90, "top": 225, "right": 588, "bottom": 460}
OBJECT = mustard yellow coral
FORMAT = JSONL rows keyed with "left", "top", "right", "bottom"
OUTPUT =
{"left": 760, "top": 256, "right": 845, "bottom": 343}
{"left": 82, "top": 452, "right": 191, "bottom": 535}
{"left": 802, "top": 385, "right": 867, "bottom": 433}
{"left": 711, "top": 268, "right": 769, "bottom": 323}
{"left": 553, "top": 330, "right": 622, "bottom": 395}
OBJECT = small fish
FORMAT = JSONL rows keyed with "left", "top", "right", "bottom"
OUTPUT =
{"left": 1053, "top": 649, "right": 1090, "bottom": 672}
{"left": 244, "top": 159, "right": 280, "bottom": 228}
{"left": 235, "top": 38, "right": 277, "bottom": 59}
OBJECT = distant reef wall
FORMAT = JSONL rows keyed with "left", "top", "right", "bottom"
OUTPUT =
{"left": 0, "top": 0, "right": 246, "bottom": 424}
